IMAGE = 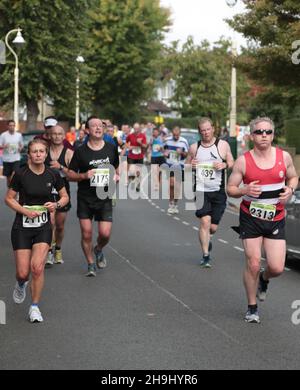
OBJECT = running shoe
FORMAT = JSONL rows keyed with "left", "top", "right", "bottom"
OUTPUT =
{"left": 94, "top": 246, "right": 107, "bottom": 269}
{"left": 244, "top": 309, "right": 260, "bottom": 324}
{"left": 54, "top": 249, "right": 64, "bottom": 264}
{"left": 28, "top": 306, "right": 43, "bottom": 323}
{"left": 200, "top": 257, "right": 212, "bottom": 268}
{"left": 13, "top": 281, "right": 28, "bottom": 304}
{"left": 85, "top": 263, "right": 97, "bottom": 277}
{"left": 45, "top": 251, "right": 54, "bottom": 267}
{"left": 257, "top": 270, "right": 269, "bottom": 302}
{"left": 167, "top": 204, "right": 175, "bottom": 214}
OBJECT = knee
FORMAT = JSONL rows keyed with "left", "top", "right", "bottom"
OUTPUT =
{"left": 268, "top": 264, "right": 284, "bottom": 277}
{"left": 99, "top": 230, "right": 111, "bottom": 243}
{"left": 31, "top": 263, "right": 44, "bottom": 279}
{"left": 210, "top": 225, "right": 218, "bottom": 235}
{"left": 247, "top": 258, "right": 261, "bottom": 276}
{"left": 201, "top": 218, "right": 211, "bottom": 230}
{"left": 81, "top": 230, "right": 92, "bottom": 242}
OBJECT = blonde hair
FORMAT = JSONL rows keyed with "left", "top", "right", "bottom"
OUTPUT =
{"left": 28, "top": 139, "right": 49, "bottom": 154}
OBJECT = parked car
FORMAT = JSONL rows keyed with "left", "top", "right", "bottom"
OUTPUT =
{"left": 285, "top": 187, "right": 300, "bottom": 260}
{"left": 180, "top": 129, "right": 200, "bottom": 146}
{"left": 20, "top": 130, "right": 44, "bottom": 167}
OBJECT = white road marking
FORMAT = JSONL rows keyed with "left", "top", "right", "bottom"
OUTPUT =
{"left": 182, "top": 221, "right": 190, "bottom": 226}
{"left": 173, "top": 217, "right": 180, "bottom": 221}
{"left": 234, "top": 246, "right": 244, "bottom": 252}
{"left": 193, "top": 227, "right": 199, "bottom": 231}
{"left": 108, "top": 244, "right": 241, "bottom": 346}
{"left": 218, "top": 239, "right": 228, "bottom": 244}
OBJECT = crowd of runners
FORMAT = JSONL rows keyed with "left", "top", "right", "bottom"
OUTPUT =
{"left": 1, "top": 115, "right": 298, "bottom": 324}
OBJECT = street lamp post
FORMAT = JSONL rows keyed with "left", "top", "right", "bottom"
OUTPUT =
{"left": 5, "top": 28, "right": 25, "bottom": 131}
{"left": 75, "top": 55, "right": 85, "bottom": 129}
{"left": 226, "top": 0, "right": 238, "bottom": 137}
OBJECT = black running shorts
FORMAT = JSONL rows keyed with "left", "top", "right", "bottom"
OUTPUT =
{"left": 77, "top": 197, "right": 113, "bottom": 222}
{"left": 195, "top": 190, "right": 227, "bottom": 225}
{"left": 239, "top": 208, "right": 285, "bottom": 240}
{"left": 11, "top": 226, "right": 52, "bottom": 250}
{"left": 3, "top": 161, "right": 20, "bottom": 177}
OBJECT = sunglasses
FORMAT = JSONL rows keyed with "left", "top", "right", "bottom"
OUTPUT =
{"left": 252, "top": 129, "right": 273, "bottom": 135}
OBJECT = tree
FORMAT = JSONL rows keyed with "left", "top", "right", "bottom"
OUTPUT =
{"left": 154, "top": 37, "right": 251, "bottom": 127}
{"left": 0, "top": 1, "right": 93, "bottom": 130}
{"left": 87, "top": 0, "right": 170, "bottom": 124}
{"left": 227, "top": 0, "right": 300, "bottom": 131}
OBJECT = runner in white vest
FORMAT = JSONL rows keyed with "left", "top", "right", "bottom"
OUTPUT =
{"left": 187, "top": 117, "right": 234, "bottom": 268}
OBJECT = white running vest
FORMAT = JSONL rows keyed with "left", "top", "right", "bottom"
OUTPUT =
{"left": 195, "top": 139, "right": 224, "bottom": 192}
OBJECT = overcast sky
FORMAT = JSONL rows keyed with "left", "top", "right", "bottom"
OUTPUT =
{"left": 160, "top": 0, "right": 247, "bottom": 48}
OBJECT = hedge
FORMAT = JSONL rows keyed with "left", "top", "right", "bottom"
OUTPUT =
{"left": 284, "top": 119, "right": 300, "bottom": 154}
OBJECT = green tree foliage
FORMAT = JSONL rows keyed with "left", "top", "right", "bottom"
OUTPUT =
{"left": 227, "top": 0, "right": 300, "bottom": 130}
{"left": 228, "top": 0, "right": 300, "bottom": 87}
{"left": 87, "top": 0, "right": 170, "bottom": 124}
{"left": 154, "top": 37, "right": 250, "bottom": 127}
{"left": 0, "top": 0, "right": 93, "bottom": 129}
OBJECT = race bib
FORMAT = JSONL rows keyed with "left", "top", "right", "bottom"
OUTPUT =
{"left": 169, "top": 150, "right": 180, "bottom": 163}
{"left": 22, "top": 206, "right": 48, "bottom": 228}
{"left": 132, "top": 147, "right": 141, "bottom": 155}
{"left": 249, "top": 202, "right": 276, "bottom": 221}
{"left": 197, "top": 163, "right": 216, "bottom": 181}
{"left": 90, "top": 169, "right": 110, "bottom": 187}
{"left": 6, "top": 143, "right": 18, "bottom": 154}
{"left": 152, "top": 144, "right": 161, "bottom": 152}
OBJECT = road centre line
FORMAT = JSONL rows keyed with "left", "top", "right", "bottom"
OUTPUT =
{"left": 234, "top": 246, "right": 244, "bottom": 252}
{"left": 218, "top": 239, "right": 228, "bottom": 244}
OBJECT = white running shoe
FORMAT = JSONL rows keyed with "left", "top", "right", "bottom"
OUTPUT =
{"left": 173, "top": 205, "right": 179, "bottom": 214}
{"left": 28, "top": 306, "right": 43, "bottom": 323}
{"left": 45, "top": 251, "right": 54, "bottom": 267}
{"left": 13, "top": 281, "right": 28, "bottom": 304}
{"left": 167, "top": 204, "right": 175, "bottom": 214}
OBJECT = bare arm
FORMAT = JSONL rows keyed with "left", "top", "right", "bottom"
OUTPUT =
{"left": 66, "top": 169, "right": 92, "bottom": 182}
{"left": 279, "top": 152, "right": 299, "bottom": 202}
{"left": 5, "top": 188, "right": 35, "bottom": 217}
{"left": 185, "top": 143, "right": 197, "bottom": 165}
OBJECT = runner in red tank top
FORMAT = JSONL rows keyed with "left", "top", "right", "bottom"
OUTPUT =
{"left": 227, "top": 117, "right": 298, "bottom": 324}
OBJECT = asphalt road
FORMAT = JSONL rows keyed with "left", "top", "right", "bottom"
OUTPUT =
{"left": 0, "top": 178, "right": 300, "bottom": 370}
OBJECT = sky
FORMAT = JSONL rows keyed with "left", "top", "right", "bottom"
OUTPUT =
{"left": 160, "top": 0, "right": 247, "bottom": 48}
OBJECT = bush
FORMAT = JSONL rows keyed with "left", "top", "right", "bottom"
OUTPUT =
{"left": 284, "top": 119, "right": 300, "bottom": 154}
{"left": 139, "top": 115, "right": 200, "bottom": 129}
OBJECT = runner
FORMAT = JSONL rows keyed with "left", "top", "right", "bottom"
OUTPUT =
{"left": 67, "top": 117, "right": 119, "bottom": 276}
{"left": 0, "top": 120, "right": 23, "bottom": 187}
{"left": 5, "top": 139, "right": 69, "bottom": 323}
{"left": 125, "top": 123, "right": 147, "bottom": 192}
{"left": 150, "top": 127, "right": 165, "bottom": 191}
{"left": 164, "top": 126, "right": 189, "bottom": 214}
{"left": 45, "top": 125, "right": 73, "bottom": 265}
{"left": 187, "top": 117, "right": 234, "bottom": 268}
{"left": 227, "top": 117, "right": 298, "bottom": 323}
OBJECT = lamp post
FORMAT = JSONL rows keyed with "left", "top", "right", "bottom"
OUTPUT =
{"left": 75, "top": 55, "right": 85, "bottom": 130}
{"left": 226, "top": 0, "right": 238, "bottom": 137}
{"left": 5, "top": 28, "right": 25, "bottom": 131}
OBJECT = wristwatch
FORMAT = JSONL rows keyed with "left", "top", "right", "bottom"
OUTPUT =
{"left": 56, "top": 202, "right": 62, "bottom": 209}
{"left": 59, "top": 165, "right": 64, "bottom": 171}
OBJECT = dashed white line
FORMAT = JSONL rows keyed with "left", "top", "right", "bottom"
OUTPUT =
{"left": 234, "top": 246, "right": 244, "bottom": 252}
{"left": 218, "top": 239, "right": 228, "bottom": 244}
{"left": 108, "top": 244, "right": 241, "bottom": 346}
{"left": 173, "top": 217, "right": 180, "bottom": 221}
{"left": 182, "top": 221, "right": 190, "bottom": 226}
{"left": 193, "top": 227, "right": 199, "bottom": 231}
